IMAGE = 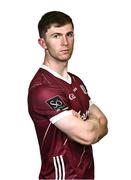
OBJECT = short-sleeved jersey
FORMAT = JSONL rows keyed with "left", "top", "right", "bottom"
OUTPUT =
{"left": 28, "top": 65, "right": 94, "bottom": 179}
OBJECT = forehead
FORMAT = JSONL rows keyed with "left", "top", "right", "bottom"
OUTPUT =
{"left": 46, "top": 23, "right": 74, "bottom": 35}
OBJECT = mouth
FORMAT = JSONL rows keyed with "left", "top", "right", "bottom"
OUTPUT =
{"left": 60, "top": 49, "right": 70, "bottom": 53}
{"left": 61, "top": 49, "right": 69, "bottom": 51}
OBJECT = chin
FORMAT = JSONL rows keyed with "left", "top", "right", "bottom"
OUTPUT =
{"left": 59, "top": 59, "right": 69, "bottom": 63}
{"left": 61, "top": 54, "right": 72, "bottom": 61}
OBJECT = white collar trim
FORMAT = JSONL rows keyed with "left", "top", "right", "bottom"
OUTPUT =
{"left": 41, "top": 64, "right": 72, "bottom": 84}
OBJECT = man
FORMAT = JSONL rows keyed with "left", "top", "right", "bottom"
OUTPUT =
{"left": 28, "top": 11, "right": 108, "bottom": 179}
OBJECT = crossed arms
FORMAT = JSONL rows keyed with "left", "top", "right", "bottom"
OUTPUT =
{"left": 55, "top": 104, "right": 108, "bottom": 145}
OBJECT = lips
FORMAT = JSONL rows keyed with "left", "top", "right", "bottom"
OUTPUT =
{"left": 61, "top": 49, "right": 69, "bottom": 52}
{"left": 60, "top": 49, "right": 70, "bottom": 53}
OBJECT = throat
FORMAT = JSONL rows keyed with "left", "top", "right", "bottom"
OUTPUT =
{"left": 44, "top": 60, "right": 69, "bottom": 79}
{"left": 61, "top": 71, "right": 69, "bottom": 81}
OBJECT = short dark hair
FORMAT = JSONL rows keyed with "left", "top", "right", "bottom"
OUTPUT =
{"left": 38, "top": 11, "right": 74, "bottom": 38}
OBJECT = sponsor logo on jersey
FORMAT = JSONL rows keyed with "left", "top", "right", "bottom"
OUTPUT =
{"left": 69, "top": 93, "right": 76, "bottom": 100}
{"left": 73, "top": 87, "right": 77, "bottom": 92}
{"left": 47, "top": 96, "right": 68, "bottom": 112}
{"left": 80, "top": 84, "right": 88, "bottom": 94}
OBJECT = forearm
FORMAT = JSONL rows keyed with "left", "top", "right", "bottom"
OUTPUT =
{"left": 88, "top": 114, "right": 108, "bottom": 143}
{"left": 82, "top": 117, "right": 100, "bottom": 144}
{"left": 55, "top": 109, "right": 107, "bottom": 145}
{"left": 72, "top": 110, "right": 100, "bottom": 144}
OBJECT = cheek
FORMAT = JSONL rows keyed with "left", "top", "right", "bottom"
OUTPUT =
{"left": 47, "top": 40, "right": 60, "bottom": 50}
{"left": 69, "top": 39, "right": 74, "bottom": 47}
{"left": 47, "top": 44, "right": 59, "bottom": 55}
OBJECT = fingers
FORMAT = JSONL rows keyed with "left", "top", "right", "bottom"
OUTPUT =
{"left": 72, "top": 110, "right": 81, "bottom": 119}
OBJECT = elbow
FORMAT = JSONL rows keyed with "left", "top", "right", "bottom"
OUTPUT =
{"left": 97, "top": 126, "right": 108, "bottom": 142}
{"left": 103, "top": 125, "right": 109, "bottom": 137}
{"left": 105, "top": 127, "right": 108, "bottom": 136}
{"left": 82, "top": 131, "right": 98, "bottom": 145}
{"left": 77, "top": 125, "right": 108, "bottom": 145}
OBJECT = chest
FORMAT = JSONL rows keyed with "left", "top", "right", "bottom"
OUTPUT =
{"left": 64, "top": 80, "right": 90, "bottom": 115}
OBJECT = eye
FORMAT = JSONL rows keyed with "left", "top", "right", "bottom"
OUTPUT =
{"left": 67, "top": 32, "right": 74, "bottom": 37}
{"left": 52, "top": 33, "right": 61, "bottom": 39}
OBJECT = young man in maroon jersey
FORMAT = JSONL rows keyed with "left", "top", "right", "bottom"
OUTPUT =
{"left": 28, "top": 11, "right": 108, "bottom": 179}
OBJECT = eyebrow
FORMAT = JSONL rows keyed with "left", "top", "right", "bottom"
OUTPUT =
{"left": 51, "top": 31, "right": 74, "bottom": 36}
{"left": 51, "top": 32, "right": 62, "bottom": 36}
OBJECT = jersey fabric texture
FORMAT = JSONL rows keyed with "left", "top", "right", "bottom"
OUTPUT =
{"left": 28, "top": 66, "right": 94, "bottom": 179}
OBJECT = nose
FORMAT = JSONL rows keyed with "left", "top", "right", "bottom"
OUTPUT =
{"left": 61, "top": 35, "right": 68, "bottom": 46}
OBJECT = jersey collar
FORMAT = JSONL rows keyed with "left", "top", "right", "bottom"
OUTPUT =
{"left": 41, "top": 64, "right": 72, "bottom": 84}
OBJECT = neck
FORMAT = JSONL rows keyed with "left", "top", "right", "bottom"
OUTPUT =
{"left": 43, "top": 55, "right": 69, "bottom": 79}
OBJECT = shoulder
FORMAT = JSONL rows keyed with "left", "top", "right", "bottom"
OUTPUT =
{"left": 29, "top": 68, "right": 59, "bottom": 90}
{"left": 29, "top": 84, "right": 64, "bottom": 100}
{"left": 28, "top": 81, "right": 70, "bottom": 116}
{"left": 28, "top": 68, "right": 66, "bottom": 101}
{"left": 28, "top": 84, "right": 67, "bottom": 107}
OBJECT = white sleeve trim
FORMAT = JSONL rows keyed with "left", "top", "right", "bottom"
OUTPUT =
{"left": 50, "top": 110, "right": 73, "bottom": 124}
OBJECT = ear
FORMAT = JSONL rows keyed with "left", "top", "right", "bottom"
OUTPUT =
{"left": 38, "top": 38, "right": 47, "bottom": 49}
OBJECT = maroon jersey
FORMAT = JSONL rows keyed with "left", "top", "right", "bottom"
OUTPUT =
{"left": 28, "top": 65, "right": 94, "bottom": 179}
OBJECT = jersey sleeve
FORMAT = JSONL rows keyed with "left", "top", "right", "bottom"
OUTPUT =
{"left": 28, "top": 85, "right": 72, "bottom": 124}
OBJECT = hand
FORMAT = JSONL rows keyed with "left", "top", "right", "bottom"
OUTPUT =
{"left": 72, "top": 110, "right": 81, "bottom": 119}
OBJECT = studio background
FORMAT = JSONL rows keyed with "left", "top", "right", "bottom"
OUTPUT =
{"left": 0, "top": 0, "right": 131, "bottom": 179}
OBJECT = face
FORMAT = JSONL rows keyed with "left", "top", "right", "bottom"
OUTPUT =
{"left": 39, "top": 23, "right": 74, "bottom": 62}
